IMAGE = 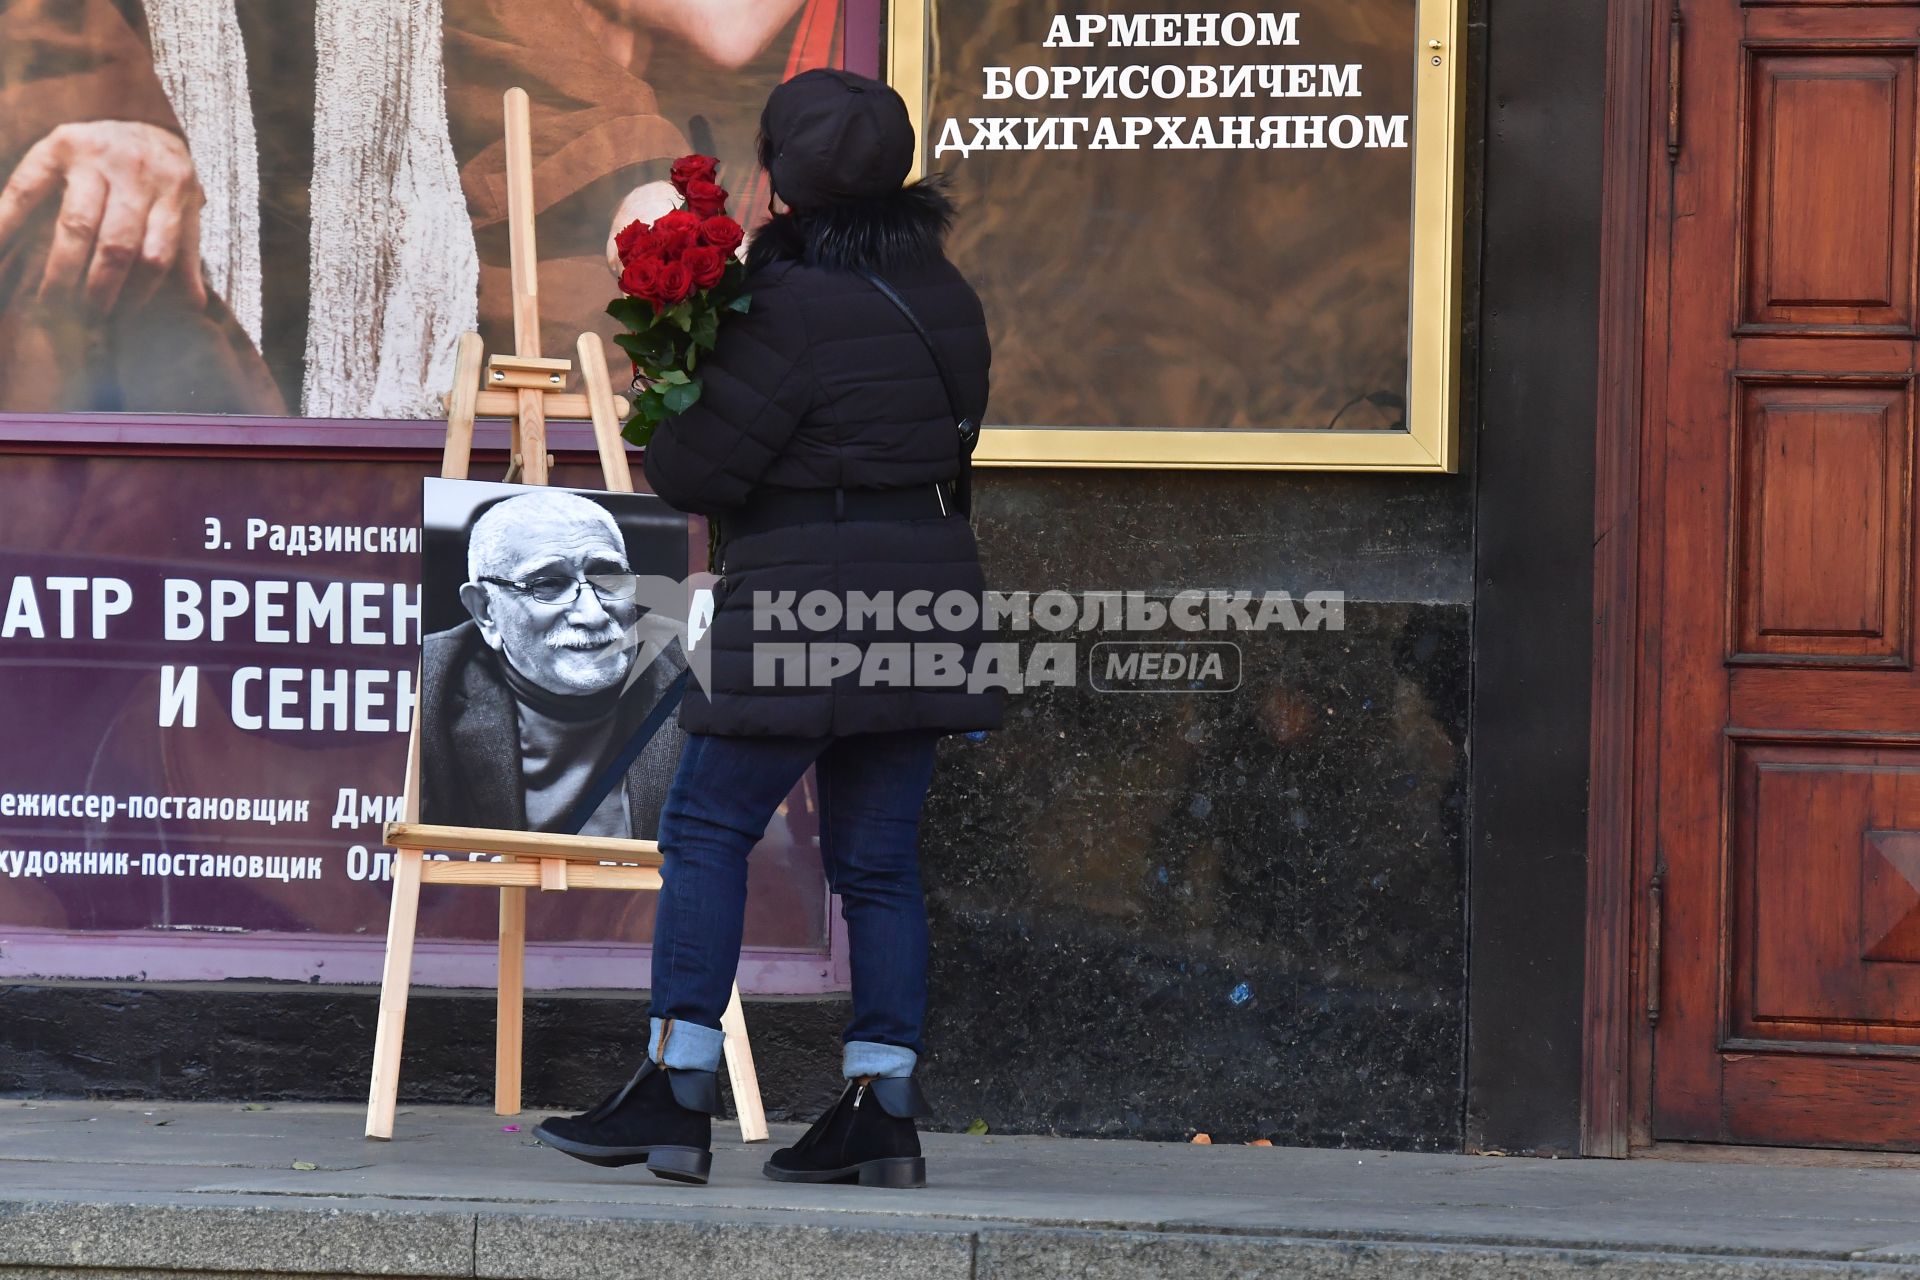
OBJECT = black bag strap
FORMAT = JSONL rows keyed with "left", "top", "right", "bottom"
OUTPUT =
{"left": 858, "top": 270, "right": 979, "bottom": 520}
{"left": 560, "top": 666, "right": 690, "bottom": 835}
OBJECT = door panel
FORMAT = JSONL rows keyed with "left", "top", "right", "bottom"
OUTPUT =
{"left": 1730, "top": 741, "right": 1920, "bottom": 1043}
{"left": 1652, "top": 0, "right": 1920, "bottom": 1149}
{"left": 1731, "top": 380, "right": 1911, "bottom": 663}
{"left": 1742, "top": 51, "right": 1913, "bottom": 332}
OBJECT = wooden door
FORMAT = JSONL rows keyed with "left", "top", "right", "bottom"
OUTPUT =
{"left": 1652, "top": 0, "right": 1920, "bottom": 1148}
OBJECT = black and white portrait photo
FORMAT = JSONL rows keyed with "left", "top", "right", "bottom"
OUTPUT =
{"left": 418, "top": 478, "right": 691, "bottom": 840}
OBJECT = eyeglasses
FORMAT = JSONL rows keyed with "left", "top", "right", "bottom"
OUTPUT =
{"left": 479, "top": 572, "right": 637, "bottom": 606}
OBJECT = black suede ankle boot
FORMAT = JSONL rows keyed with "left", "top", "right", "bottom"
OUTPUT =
{"left": 533, "top": 1059, "right": 720, "bottom": 1183}
{"left": 763, "top": 1075, "right": 932, "bottom": 1188}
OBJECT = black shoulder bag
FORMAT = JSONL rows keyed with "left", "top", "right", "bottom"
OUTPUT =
{"left": 858, "top": 271, "right": 980, "bottom": 520}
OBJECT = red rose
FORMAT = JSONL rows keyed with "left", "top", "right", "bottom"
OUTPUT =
{"left": 656, "top": 260, "right": 695, "bottom": 305}
{"left": 617, "top": 228, "right": 658, "bottom": 267}
{"left": 699, "top": 215, "right": 745, "bottom": 256}
{"left": 683, "top": 245, "right": 727, "bottom": 290}
{"left": 653, "top": 209, "right": 700, "bottom": 256}
{"left": 656, "top": 208, "right": 699, "bottom": 236}
{"left": 620, "top": 255, "right": 667, "bottom": 305}
{"left": 684, "top": 178, "right": 729, "bottom": 219}
{"left": 670, "top": 154, "right": 719, "bottom": 196}
{"left": 614, "top": 218, "right": 652, "bottom": 261}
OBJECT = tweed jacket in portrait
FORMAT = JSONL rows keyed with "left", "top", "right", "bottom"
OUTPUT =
{"left": 419, "top": 619, "right": 687, "bottom": 838}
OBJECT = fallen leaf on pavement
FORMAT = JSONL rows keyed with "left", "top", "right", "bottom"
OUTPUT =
{"left": 1245, "top": 1139, "right": 1272, "bottom": 1147}
{"left": 1191, "top": 1133, "right": 1212, "bottom": 1145}
{"left": 965, "top": 1118, "right": 989, "bottom": 1135}
{"left": 292, "top": 1161, "right": 318, "bottom": 1171}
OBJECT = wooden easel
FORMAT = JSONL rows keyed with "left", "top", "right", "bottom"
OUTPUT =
{"left": 364, "top": 88, "right": 767, "bottom": 1144}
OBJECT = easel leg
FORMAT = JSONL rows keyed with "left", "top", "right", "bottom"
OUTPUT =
{"left": 516, "top": 388, "right": 550, "bottom": 486}
{"left": 721, "top": 983, "right": 768, "bottom": 1142}
{"left": 441, "top": 333, "right": 484, "bottom": 481}
{"left": 366, "top": 848, "right": 425, "bottom": 1140}
{"left": 578, "top": 331, "right": 635, "bottom": 493}
{"left": 497, "top": 882, "right": 527, "bottom": 1116}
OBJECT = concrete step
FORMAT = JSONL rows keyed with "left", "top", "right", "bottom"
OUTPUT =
{"left": 7, "top": 1102, "right": 1920, "bottom": 1278}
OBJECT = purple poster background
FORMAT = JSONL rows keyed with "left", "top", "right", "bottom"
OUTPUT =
{"left": 0, "top": 451, "right": 830, "bottom": 988}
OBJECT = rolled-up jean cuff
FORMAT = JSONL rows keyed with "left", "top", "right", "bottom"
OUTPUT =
{"left": 843, "top": 1041, "right": 917, "bottom": 1079}
{"left": 649, "top": 1017, "right": 724, "bottom": 1072}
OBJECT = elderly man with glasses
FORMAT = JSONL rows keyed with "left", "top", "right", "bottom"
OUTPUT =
{"left": 420, "top": 489, "right": 687, "bottom": 839}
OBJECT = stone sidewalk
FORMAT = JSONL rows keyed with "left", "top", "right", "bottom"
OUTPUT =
{"left": 7, "top": 1100, "right": 1920, "bottom": 1277}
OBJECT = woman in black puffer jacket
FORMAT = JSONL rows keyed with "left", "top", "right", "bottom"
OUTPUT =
{"left": 533, "top": 69, "right": 999, "bottom": 1190}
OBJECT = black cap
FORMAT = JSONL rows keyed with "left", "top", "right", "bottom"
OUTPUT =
{"left": 761, "top": 68, "right": 914, "bottom": 211}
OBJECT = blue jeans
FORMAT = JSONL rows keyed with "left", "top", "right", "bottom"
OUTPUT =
{"left": 646, "top": 729, "right": 941, "bottom": 1080}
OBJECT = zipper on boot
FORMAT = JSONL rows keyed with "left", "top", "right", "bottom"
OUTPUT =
{"left": 839, "top": 1077, "right": 871, "bottom": 1168}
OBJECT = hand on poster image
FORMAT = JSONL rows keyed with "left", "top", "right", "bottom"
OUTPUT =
{"left": 607, "top": 154, "right": 752, "bottom": 447}
{"left": 0, "top": 121, "right": 207, "bottom": 314}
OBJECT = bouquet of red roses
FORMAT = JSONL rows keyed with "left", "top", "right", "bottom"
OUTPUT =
{"left": 609, "top": 154, "right": 751, "bottom": 446}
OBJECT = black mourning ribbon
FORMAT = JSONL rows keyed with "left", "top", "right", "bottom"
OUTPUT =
{"left": 559, "top": 668, "right": 691, "bottom": 835}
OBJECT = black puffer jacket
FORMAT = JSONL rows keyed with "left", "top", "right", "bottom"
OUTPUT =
{"left": 641, "top": 180, "right": 1002, "bottom": 738}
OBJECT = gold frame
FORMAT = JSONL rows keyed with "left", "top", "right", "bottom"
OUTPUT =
{"left": 885, "top": 1, "right": 1468, "bottom": 472}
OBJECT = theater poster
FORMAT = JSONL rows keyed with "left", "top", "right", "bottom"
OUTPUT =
{"left": 0, "top": 453, "right": 834, "bottom": 987}
{"left": 0, "top": 0, "right": 848, "bottom": 421}
{"left": 890, "top": 0, "right": 1466, "bottom": 470}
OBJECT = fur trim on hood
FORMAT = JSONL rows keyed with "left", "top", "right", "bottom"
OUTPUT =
{"left": 747, "top": 176, "right": 956, "bottom": 276}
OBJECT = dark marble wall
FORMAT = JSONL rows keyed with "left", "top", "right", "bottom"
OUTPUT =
{"left": 0, "top": 982, "right": 849, "bottom": 1122}
{"left": 916, "top": 468, "right": 1474, "bottom": 1148}
{"left": 901, "top": 0, "right": 1609, "bottom": 1155}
